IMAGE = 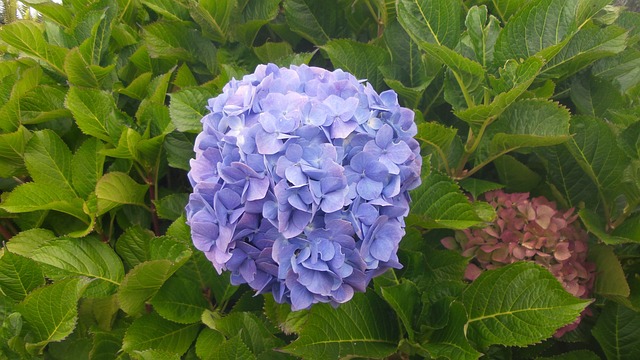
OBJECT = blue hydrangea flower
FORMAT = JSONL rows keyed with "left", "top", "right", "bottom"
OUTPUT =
{"left": 186, "top": 64, "right": 421, "bottom": 310}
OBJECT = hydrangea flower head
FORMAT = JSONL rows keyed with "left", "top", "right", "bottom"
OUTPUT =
{"left": 441, "top": 190, "right": 596, "bottom": 336}
{"left": 186, "top": 64, "right": 421, "bottom": 310}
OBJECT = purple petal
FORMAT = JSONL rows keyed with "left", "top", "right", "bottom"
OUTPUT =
{"left": 357, "top": 178, "right": 383, "bottom": 200}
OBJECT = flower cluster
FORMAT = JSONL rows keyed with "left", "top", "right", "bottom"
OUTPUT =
{"left": 441, "top": 190, "right": 596, "bottom": 336}
{"left": 186, "top": 64, "right": 421, "bottom": 310}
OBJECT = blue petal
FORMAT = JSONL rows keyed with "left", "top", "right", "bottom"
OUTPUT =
{"left": 356, "top": 178, "right": 383, "bottom": 200}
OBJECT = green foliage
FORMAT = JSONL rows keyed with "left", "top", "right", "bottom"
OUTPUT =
{"left": 0, "top": 0, "right": 638, "bottom": 358}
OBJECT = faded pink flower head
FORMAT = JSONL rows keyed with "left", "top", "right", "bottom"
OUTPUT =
{"left": 441, "top": 190, "right": 596, "bottom": 337}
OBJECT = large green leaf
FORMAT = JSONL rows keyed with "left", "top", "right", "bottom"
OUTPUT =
{"left": 95, "top": 172, "right": 149, "bottom": 215}
{"left": 480, "top": 99, "right": 571, "bottom": 160}
{"left": 122, "top": 312, "right": 200, "bottom": 356}
{"left": 455, "top": 57, "right": 544, "bottom": 124}
{"left": 141, "top": 0, "right": 190, "bottom": 21}
{"left": 592, "top": 302, "right": 640, "bottom": 360}
{"left": 30, "top": 237, "right": 124, "bottom": 297}
{"left": 564, "top": 116, "right": 629, "bottom": 208}
{"left": 195, "top": 329, "right": 225, "bottom": 360}
{"left": 463, "top": 262, "right": 590, "bottom": 347}
{"left": 115, "top": 225, "right": 154, "bottom": 269}
{"left": 149, "top": 276, "right": 209, "bottom": 324}
{"left": 0, "top": 251, "right": 45, "bottom": 302}
{"left": 169, "top": 87, "right": 217, "bottom": 133}
{"left": 3, "top": 228, "right": 56, "bottom": 258}
{"left": 0, "top": 182, "right": 88, "bottom": 222}
{"left": 422, "top": 301, "right": 482, "bottom": 360}
{"left": 213, "top": 312, "right": 285, "bottom": 355}
{"left": 17, "top": 277, "right": 90, "bottom": 354}
{"left": 65, "top": 87, "right": 124, "bottom": 144}
{"left": 0, "top": 126, "right": 31, "bottom": 177}
{"left": 536, "top": 145, "right": 601, "bottom": 210}
{"left": 465, "top": 5, "right": 501, "bottom": 68}
{"left": 233, "top": 0, "right": 281, "bottom": 46}
{"left": 493, "top": 0, "right": 579, "bottom": 64}
{"left": 541, "top": 23, "right": 628, "bottom": 81}
{"left": 570, "top": 75, "right": 627, "bottom": 118}
{"left": 71, "top": 138, "right": 105, "bottom": 199}
{"left": 24, "top": 130, "right": 75, "bottom": 194}
{"left": 283, "top": 0, "right": 347, "bottom": 45}
{"left": 117, "top": 260, "right": 174, "bottom": 315}
{"left": 188, "top": 0, "right": 235, "bottom": 43}
{"left": 408, "top": 173, "right": 483, "bottom": 229}
{"left": 282, "top": 292, "right": 400, "bottom": 360}
{"left": 588, "top": 244, "right": 630, "bottom": 299}
{"left": 64, "top": 47, "right": 114, "bottom": 88}
{"left": 396, "top": 0, "right": 463, "bottom": 49}
{"left": 0, "top": 21, "right": 67, "bottom": 75}
{"left": 380, "top": 280, "right": 420, "bottom": 341}
{"left": 322, "top": 39, "right": 390, "bottom": 90}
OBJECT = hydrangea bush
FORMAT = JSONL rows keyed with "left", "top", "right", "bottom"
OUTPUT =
{"left": 441, "top": 190, "right": 597, "bottom": 335}
{"left": 186, "top": 64, "right": 421, "bottom": 309}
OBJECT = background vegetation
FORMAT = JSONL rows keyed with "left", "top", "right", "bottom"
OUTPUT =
{"left": 0, "top": 0, "right": 639, "bottom": 359}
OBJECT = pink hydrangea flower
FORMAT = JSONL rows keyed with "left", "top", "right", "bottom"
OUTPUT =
{"left": 441, "top": 190, "right": 596, "bottom": 337}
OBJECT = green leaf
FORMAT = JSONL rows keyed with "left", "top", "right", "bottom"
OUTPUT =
{"left": 381, "top": 22, "right": 436, "bottom": 107}
{"left": 0, "top": 252, "right": 45, "bottom": 302}
{"left": 254, "top": 42, "right": 294, "bottom": 63}
{"left": 283, "top": 0, "right": 347, "bottom": 45}
{"left": 177, "top": 251, "right": 237, "bottom": 305}
{"left": 30, "top": 237, "right": 124, "bottom": 297}
{"left": 195, "top": 328, "right": 225, "bottom": 360}
{"left": 89, "top": 329, "right": 125, "bottom": 360}
{"left": 150, "top": 276, "right": 209, "bottom": 324}
{"left": 0, "top": 21, "right": 67, "bottom": 75}
{"left": 408, "top": 173, "right": 483, "bottom": 229}
{"left": 455, "top": 57, "right": 544, "bottom": 124}
{"left": 0, "top": 126, "right": 32, "bottom": 178}
{"left": 536, "top": 145, "right": 601, "bottom": 210}
{"left": 571, "top": 75, "right": 627, "bottom": 118}
{"left": 494, "top": 155, "right": 542, "bottom": 192}
{"left": 422, "top": 301, "right": 482, "bottom": 360}
{"left": 620, "top": 122, "right": 640, "bottom": 160}
{"left": 588, "top": 244, "right": 630, "bottom": 299}
{"left": 565, "top": 116, "right": 629, "bottom": 207}
{"left": 19, "top": 85, "right": 70, "bottom": 125}
{"left": 458, "top": 178, "right": 504, "bottom": 199}
{"left": 0, "top": 182, "right": 88, "bottom": 222}
{"left": 208, "top": 335, "right": 256, "bottom": 360}
{"left": 154, "top": 193, "right": 188, "bottom": 220}
{"left": 579, "top": 209, "right": 633, "bottom": 245}
{"left": 141, "top": 0, "right": 190, "bottom": 21}
{"left": 95, "top": 172, "right": 149, "bottom": 215}
{"left": 396, "top": 0, "right": 463, "bottom": 49}
{"left": 188, "top": 0, "right": 235, "bottom": 43}
{"left": 65, "top": 87, "right": 124, "bottom": 144}
{"left": 213, "top": 312, "right": 285, "bottom": 356}
{"left": 122, "top": 312, "right": 200, "bottom": 356}
{"left": 119, "top": 72, "right": 153, "bottom": 100}
{"left": 321, "top": 39, "right": 390, "bottom": 90}
{"left": 465, "top": 5, "right": 501, "bottom": 67}
{"left": 142, "top": 20, "right": 216, "bottom": 71}
{"left": 77, "top": 7, "right": 114, "bottom": 65}
{"left": 592, "top": 302, "right": 640, "bottom": 360}
{"left": 17, "top": 277, "right": 90, "bottom": 354}
{"left": 116, "top": 226, "right": 154, "bottom": 269}
{"left": 22, "top": 0, "right": 73, "bottom": 28}
{"left": 64, "top": 47, "right": 114, "bottom": 88}
{"left": 380, "top": 280, "right": 420, "bottom": 341}
{"left": 541, "top": 23, "right": 628, "bottom": 81}
{"left": 490, "top": 0, "right": 526, "bottom": 22}
{"left": 72, "top": 138, "right": 105, "bottom": 199}
{"left": 282, "top": 292, "right": 400, "bottom": 359}
{"left": 24, "top": 130, "right": 75, "bottom": 194}
{"left": 117, "top": 260, "right": 174, "bottom": 315}
{"left": 234, "top": 0, "right": 281, "bottom": 46}
{"left": 164, "top": 132, "right": 194, "bottom": 170}
{"left": 169, "top": 87, "right": 217, "bottom": 133}
{"left": 131, "top": 349, "right": 181, "bottom": 360}
{"left": 494, "top": 0, "right": 580, "bottom": 64}
{"left": 3, "top": 228, "right": 56, "bottom": 258}
{"left": 592, "top": 49, "right": 640, "bottom": 95}
{"left": 463, "top": 262, "right": 591, "bottom": 348}
{"left": 481, "top": 99, "right": 571, "bottom": 161}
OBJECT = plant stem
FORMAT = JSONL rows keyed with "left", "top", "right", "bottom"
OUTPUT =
{"left": 148, "top": 178, "right": 161, "bottom": 236}
{"left": 0, "top": 223, "right": 13, "bottom": 241}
